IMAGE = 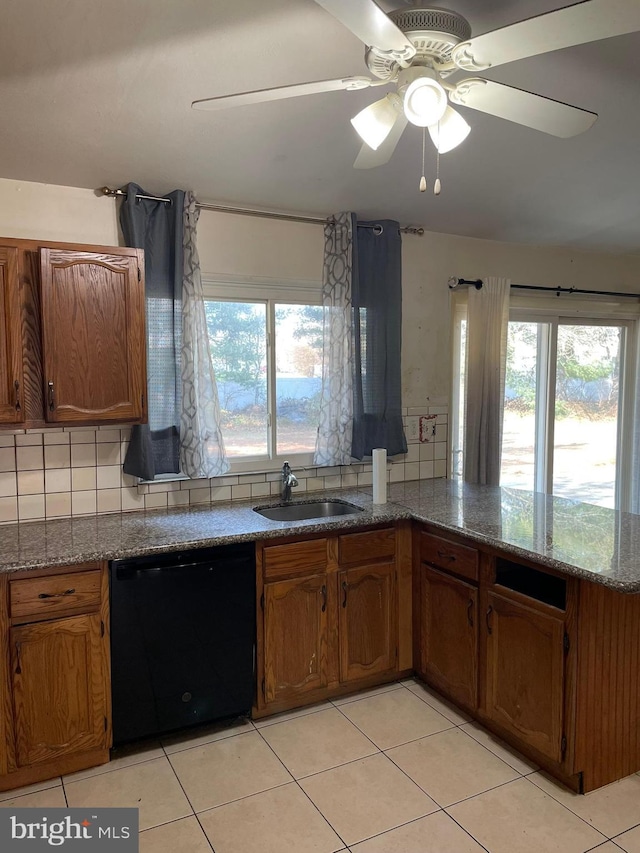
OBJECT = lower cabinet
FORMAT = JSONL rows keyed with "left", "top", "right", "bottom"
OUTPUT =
{"left": 0, "top": 562, "right": 111, "bottom": 791}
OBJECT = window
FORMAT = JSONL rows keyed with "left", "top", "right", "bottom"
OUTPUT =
{"left": 452, "top": 293, "right": 639, "bottom": 510}
{"left": 203, "top": 277, "right": 322, "bottom": 472}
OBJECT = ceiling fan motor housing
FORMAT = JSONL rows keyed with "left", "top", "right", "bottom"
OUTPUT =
{"left": 366, "top": 7, "right": 472, "bottom": 80}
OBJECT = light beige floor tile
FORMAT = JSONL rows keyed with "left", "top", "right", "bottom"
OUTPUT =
{"left": 404, "top": 680, "right": 472, "bottom": 725}
{"left": 590, "top": 844, "right": 626, "bottom": 853}
{"left": 63, "top": 740, "right": 164, "bottom": 783}
{"left": 199, "top": 781, "right": 343, "bottom": 853}
{"left": 64, "top": 756, "right": 192, "bottom": 831}
{"left": 260, "top": 707, "right": 377, "bottom": 778}
{"left": 162, "top": 717, "right": 253, "bottom": 753}
{"left": 339, "top": 687, "right": 453, "bottom": 750}
{"left": 300, "top": 753, "right": 438, "bottom": 847}
{"left": 530, "top": 771, "right": 640, "bottom": 838}
{"left": 0, "top": 777, "right": 61, "bottom": 802}
{"left": 332, "top": 682, "right": 403, "bottom": 707}
{"left": 0, "top": 787, "right": 67, "bottom": 808}
{"left": 615, "top": 824, "right": 640, "bottom": 853}
{"left": 350, "top": 811, "right": 486, "bottom": 853}
{"left": 253, "top": 701, "right": 333, "bottom": 728}
{"left": 169, "top": 731, "right": 291, "bottom": 812}
{"left": 139, "top": 816, "right": 213, "bottom": 853}
{"left": 460, "top": 721, "right": 538, "bottom": 775}
{"left": 387, "top": 727, "right": 519, "bottom": 806}
{"left": 448, "top": 777, "right": 606, "bottom": 853}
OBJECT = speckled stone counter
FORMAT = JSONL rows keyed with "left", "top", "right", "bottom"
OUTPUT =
{"left": 2, "top": 480, "right": 640, "bottom": 592}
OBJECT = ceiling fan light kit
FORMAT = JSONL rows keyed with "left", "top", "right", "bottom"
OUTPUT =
{"left": 192, "top": 0, "right": 640, "bottom": 189}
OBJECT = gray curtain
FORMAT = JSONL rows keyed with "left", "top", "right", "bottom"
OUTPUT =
{"left": 351, "top": 220, "right": 407, "bottom": 459}
{"left": 121, "top": 183, "right": 185, "bottom": 480}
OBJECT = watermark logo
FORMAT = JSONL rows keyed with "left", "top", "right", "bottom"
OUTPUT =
{"left": 0, "top": 808, "right": 138, "bottom": 850}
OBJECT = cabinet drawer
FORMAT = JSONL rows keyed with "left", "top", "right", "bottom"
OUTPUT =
{"left": 263, "top": 539, "right": 328, "bottom": 580}
{"left": 339, "top": 528, "right": 396, "bottom": 565}
{"left": 10, "top": 571, "right": 101, "bottom": 621}
{"left": 420, "top": 532, "right": 478, "bottom": 582}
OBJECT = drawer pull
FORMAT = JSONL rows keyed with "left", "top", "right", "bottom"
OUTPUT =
{"left": 14, "top": 379, "right": 20, "bottom": 412}
{"left": 467, "top": 599, "right": 474, "bottom": 627}
{"left": 321, "top": 584, "right": 327, "bottom": 613}
{"left": 15, "top": 642, "right": 22, "bottom": 675}
{"left": 437, "top": 549, "right": 456, "bottom": 562}
{"left": 38, "top": 588, "right": 75, "bottom": 600}
{"left": 486, "top": 605, "right": 493, "bottom": 635}
{"left": 47, "top": 381, "right": 55, "bottom": 411}
{"left": 342, "top": 580, "right": 348, "bottom": 608}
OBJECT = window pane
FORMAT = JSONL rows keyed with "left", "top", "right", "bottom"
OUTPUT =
{"left": 205, "top": 301, "right": 268, "bottom": 457}
{"left": 553, "top": 324, "right": 621, "bottom": 508}
{"left": 501, "top": 322, "right": 540, "bottom": 491}
{"left": 275, "top": 304, "right": 323, "bottom": 455}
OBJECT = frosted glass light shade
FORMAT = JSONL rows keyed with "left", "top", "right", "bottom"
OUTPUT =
{"left": 351, "top": 94, "right": 401, "bottom": 150}
{"left": 429, "top": 106, "right": 471, "bottom": 153}
{"left": 403, "top": 77, "right": 447, "bottom": 128}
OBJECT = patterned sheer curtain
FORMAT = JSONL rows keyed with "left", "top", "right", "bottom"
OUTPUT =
{"left": 179, "top": 193, "right": 229, "bottom": 478}
{"left": 463, "top": 276, "right": 511, "bottom": 485}
{"left": 314, "top": 212, "right": 355, "bottom": 466}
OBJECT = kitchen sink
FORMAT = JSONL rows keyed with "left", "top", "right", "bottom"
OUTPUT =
{"left": 254, "top": 500, "right": 364, "bottom": 522}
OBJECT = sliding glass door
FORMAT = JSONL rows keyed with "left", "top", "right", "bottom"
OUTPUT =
{"left": 501, "top": 317, "right": 628, "bottom": 509}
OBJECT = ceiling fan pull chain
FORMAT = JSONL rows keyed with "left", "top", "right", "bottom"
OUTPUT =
{"left": 419, "top": 127, "right": 427, "bottom": 192}
{"left": 434, "top": 122, "right": 442, "bottom": 196}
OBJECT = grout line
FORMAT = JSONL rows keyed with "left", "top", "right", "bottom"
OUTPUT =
{"left": 162, "top": 743, "right": 214, "bottom": 851}
{"left": 160, "top": 718, "right": 256, "bottom": 756}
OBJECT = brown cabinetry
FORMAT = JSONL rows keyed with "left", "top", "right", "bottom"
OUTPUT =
{"left": 0, "top": 563, "right": 111, "bottom": 791}
{"left": 0, "top": 237, "right": 146, "bottom": 429}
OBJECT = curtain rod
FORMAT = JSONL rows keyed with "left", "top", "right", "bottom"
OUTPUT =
{"left": 99, "top": 187, "right": 424, "bottom": 236}
{"left": 447, "top": 277, "right": 640, "bottom": 300}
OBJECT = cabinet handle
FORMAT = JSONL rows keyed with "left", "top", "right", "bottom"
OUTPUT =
{"left": 437, "top": 549, "right": 455, "bottom": 562}
{"left": 321, "top": 584, "right": 327, "bottom": 613}
{"left": 14, "top": 379, "right": 20, "bottom": 412}
{"left": 47, "top": 381, "right": 55, "bottom": 411}
{"left": 486, "top": 605, "right": 493, "bottom": 635}
{"left": 15, "top": 642, "right": 22, "bottom": 675}
{"left": 467, "top": 599, "right": 474, "bottom": 627}
{"left": 38, "top": 588, "right": 75, "bottom": 600}
{"left": 342, "top": 580, "right": 348, "bottom": 608}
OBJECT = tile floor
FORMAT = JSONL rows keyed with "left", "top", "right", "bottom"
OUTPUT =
{"left": 2, "top": 679, "right": 640, "bottom": 852}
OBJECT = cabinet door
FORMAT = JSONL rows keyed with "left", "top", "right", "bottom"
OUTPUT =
{"left": 10, "top": 613, "right": 108, "bottom": 767}
{"left": 40, "top": 248, "right": 146, "bottom": 423}
{"left": 339, "top": 562, "right": 396, "bottom": 683}
{"left": 0, "top": 247, "right": 24, "bottom": 424}
{"left": 484, "top": 590, "right": 565, "bottom": 763}
{"left": 264, "top": 574, "right": 328, "bottom": 704}
{"left": 421, "top": 564, "right": 478, "bottom": 710}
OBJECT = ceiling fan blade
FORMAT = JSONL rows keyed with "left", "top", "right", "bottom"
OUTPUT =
{"left": 354, "top": 113, "right": 408, "bottom": 168}
{"left": 192, "top": 76, "right": 375, "bottom": 111}
{"left": 450, "top": 78, "right": 597, "bottom": 138}
{"left": 452, "top": 0, "right": 640, "bottom": 71}
{"left": 314, "top": 0, "right": 415, "bottom": 64}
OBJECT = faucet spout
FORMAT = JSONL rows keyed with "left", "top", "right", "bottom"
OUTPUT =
{"left": 281, "top": 461, "right": 298, "bottom": 503}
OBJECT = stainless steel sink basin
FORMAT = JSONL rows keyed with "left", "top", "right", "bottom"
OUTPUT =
{"left": 254, "top": 500, "right": 364, "bottom": 522}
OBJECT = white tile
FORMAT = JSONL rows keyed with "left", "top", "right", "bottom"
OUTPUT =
{"left": 390, "top": 463, "right": 405, "bottom": 483}
{"left": 97, "top": 488, "right": 121, "bottom": 512}
{"left": 615, "top": 824, "right": 640, "bottom": 852}
{"left": 357, "top": 473, "right": 373, "bottom": 487}
{"left": 340, "top": 473, "right": 358, "bottom": 488}
{"left": 15, "top": 432, "right": 43, "bottom": 446}
{"left": 16, "top": 445, "right": 43, "bottom": 471}
{"left": 0, "top": 471, "right": 16, "bottom": 497}
{"left": 404, "top": 462, "right": 420, "bottom": 481}
{"left": 0, "top": 447, "right": 16, "bottom": 472}
{"left": 0, "top": 496, "right": 18, "bottom": 522}
{"left": 96, "top": 429, "right": 121, "bottom": 443}
{"left": 404, "top": 444, "right": 420, "bottom": 463}
{"left": 145, "top": 493, "right": 168, "bottom": 509}
{"left": 96, "top": 465, "right": 121, "bottom": 489}
{"left": 434, "top": 460, "right": 447, "bottom": 477}
{"left": 251, "top": 482, "right": 272, "bottom": 498}
{"left": 45, "top": 444, "right": 71, "bottom": 469}
{"left": 70, "top": 430, "right": 97, "bottom": 444}
{"left": 43, "top": 431, "right": 70, "bottom": 445}
{"left": 97, "top": 442, "right": 121, "bottom": 465}
{"left": 420, "top": 461, "right": 435, "bottom": 479}
{"left": 18, "top": 493, "right": 45, "bottom": 520}
{"left": 232, "top": 484, "right": 251, "bottom": 500}
{"left": 71, "top": 444, "right": 96, "bottom": 467}
{"left": 0, "top": 777, "right": 62, "bottom": 803}
{"left": 167, "top": 490, "right": 190, "bottom": 507}
{"left": 72, "top": 467, "right": 97, "bottom": 490}
{"left": 428, "top": 405, "right": 448, "bottom": 415}
{"left": 189, "top": 488, "right": 210, "bottom": 505}
{"left": 121, "top": 487, "right": 145, "bottom": 511}
{"left": 71, "top": 490, "right": 96, "bottom": 515}
{"left": 434, "top": 443, "right": 447, "bottom": 460}
{"left": 419, "top": 442, "right": 435, "bottom": 461}
{"left": 17, "top": 469, "right": 44, "bottom": 495}
{"left": 45, "top": 468, "right": 71, "bottom": 493}
{"left": 45, "top": 492, "right": 72, "bottom": 518}
{"left": 0, "top": 435, "right": 15, "bottom": 447}
{"left": 211, "top": 486, "right": 232, "bottom": 502}
{"left": 162, "top": 717, "right": 254, "bottom": 754}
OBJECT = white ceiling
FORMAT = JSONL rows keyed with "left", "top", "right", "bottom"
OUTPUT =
{"left": 1, "top": 0, "right": 640, "bottom": 253}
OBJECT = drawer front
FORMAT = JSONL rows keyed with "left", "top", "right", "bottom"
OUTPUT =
{"left": 263, "top": 539, "right": 328, "bottom": 580}
{"left": 10, "top": 571, "right": 101, "bottom": 621}
{"left": 339, "top": 528, "right": 396, "bottom": 566}
{"left": 420, "top": 532, "right": 478, "bottom": 582}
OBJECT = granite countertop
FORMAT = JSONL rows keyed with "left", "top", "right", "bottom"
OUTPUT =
{"left": 1, "top": 480, "right": 640, "bottom": 592}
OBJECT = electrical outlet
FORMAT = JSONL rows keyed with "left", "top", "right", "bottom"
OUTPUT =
{"left": 406, "top": 417, "right": 419, "bottom": 441}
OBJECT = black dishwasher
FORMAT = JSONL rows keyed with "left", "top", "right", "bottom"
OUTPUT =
{"left": 110, "top": 543, "right": 255, "bottom": 745}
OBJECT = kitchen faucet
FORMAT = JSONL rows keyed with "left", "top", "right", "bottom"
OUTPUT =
{"left": 281, "top": 461, "right": 298, "bottom": 503}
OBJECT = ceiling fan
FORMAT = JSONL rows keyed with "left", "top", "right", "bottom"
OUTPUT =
{"left": 192, "top": 0, "right": 640, "bottom": 174}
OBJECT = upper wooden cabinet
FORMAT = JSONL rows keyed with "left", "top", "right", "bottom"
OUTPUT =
{"left": 0, "top": 238, "right": 146, "bottom": 429}
{"left": 40, "top": 249, "right": 146, "bottom": 423}
{"left": 0, "top": 247, "right": 24, "bottom": 424}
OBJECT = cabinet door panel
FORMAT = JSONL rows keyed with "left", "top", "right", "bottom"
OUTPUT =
{"left": 11, "top": 614, "right": 107, "bottom": 766}
{"left": 339, "top": 562, "right": 396, "bottom": 683}
{"left": 264, "top": 574, "right": 328, "bottom": 703}
{"left": 421, "top": 564, "right": 478, "bottom": 710}
{"left": 485, "top": 590, "right": 564, "bottom": 762}
{"left": 40, "top": 249, "right": 146, "bottom": 423}
{"left": 0, "top": 247, "right": 24, "bottom": 424}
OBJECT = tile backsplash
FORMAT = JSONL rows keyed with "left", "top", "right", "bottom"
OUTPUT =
{"left": 0, "top": 402, "right": 448, "bottom": 523}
